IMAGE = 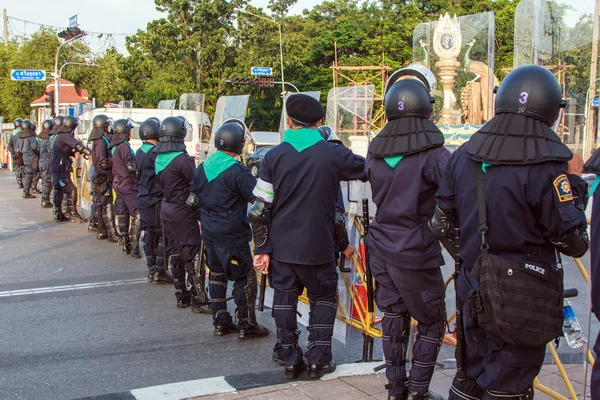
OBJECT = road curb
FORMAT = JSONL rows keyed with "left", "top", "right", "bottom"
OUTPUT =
{"left": 74, "top": 362, "right": 382, "bottom": 400}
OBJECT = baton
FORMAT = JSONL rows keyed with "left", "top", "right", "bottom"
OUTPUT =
{"left": 362, "top": 198, "right": 374, "bottom": 313}
{"left": 258, "top": 272, "right": 267, "bottom": 312}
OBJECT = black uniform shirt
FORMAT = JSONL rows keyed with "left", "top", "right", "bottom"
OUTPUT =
{"left": 158, "top": 153, "right": 195, "bottom": 206}
{"left": 136, "top": 143, "right": 162, "bottom": 208}
{"left": 190, "top": 161, "right": 256, "bottom": 246}
{"left": 111, "top": 141, "right": 138, "bottom": 193}
{"left": 92, "top": 136, "right": 112, "bottom": 174}
{"left": 50, "top": 129, "right": 78, "bottom": 174}
{"left": 366, "top": 146, "right": 450, "bottom": 269}
{"left": 255, "top": 138, "right": 366, "bottom": 265}
{"left": 435, "top": 145, "right": 588, "bottom": 297}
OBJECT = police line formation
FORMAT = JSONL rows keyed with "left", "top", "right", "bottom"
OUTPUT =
{"left": 6, "top": 64, "right": 600, "bottom": 400}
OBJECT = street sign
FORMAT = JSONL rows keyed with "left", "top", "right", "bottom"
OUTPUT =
{"left": 10, "top": 70, "right": 46, "bottom": 81}
{"left": 69, "top": 14, "right": 78, "bottom": 28}
{"left": 251, "top": 67, "right": 273, "bottom": 76}
{"left": 593, "top": 97, "right": 599, "bottom": 108}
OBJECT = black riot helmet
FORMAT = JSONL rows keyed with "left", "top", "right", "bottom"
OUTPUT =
{"left": 22, "top": 119, "right": 34, "bottom": 130}
{"left": 42, "top": 119, "right": 54, "bottom": 131}
{"left": 14, "top": 118, "right": 23, "bottom": 128}
{"left": 160, "top": 116, "right": 188, "bottom": 140}
{"left": 494, "top": 64, "right": 566, "bottom": 127}
{"left": 54, "top": 115, "right": 64, "bottom": 126}
{"left": 384, "top": 78, "right": 434, "bottom": 121}
{"left": 139, "top": 117, "right": 160, "bottom": 140}
{"left": 113, "top": 119, "right": 134, "bottom": 135}
{"left": 215, "top": 122, "right": 245, "bottom": 154}
{"left": 93, "top": 114, "right": 112, "bottom": 130}
{"left": 64, "top": 116, "right": 79, "bottom": 130}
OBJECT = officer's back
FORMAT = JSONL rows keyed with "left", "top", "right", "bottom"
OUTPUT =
{"left": 192, "top": 158, "right": 255, "bottom": 246}
{"left": 261, "top": 133, "right": 365, "bottom": 265}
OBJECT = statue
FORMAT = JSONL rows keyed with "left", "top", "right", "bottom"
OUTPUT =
{"left": 433, "top": 13, "right": 462, "bottom": 125}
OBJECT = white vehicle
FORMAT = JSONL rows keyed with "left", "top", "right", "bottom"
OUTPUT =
{"left": 76, "top": 107, "right": 212, "bottom": 163}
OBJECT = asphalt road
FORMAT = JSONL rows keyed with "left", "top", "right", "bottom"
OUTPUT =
{"left": 0, "top": 170, "right": 596, "bottom": 400}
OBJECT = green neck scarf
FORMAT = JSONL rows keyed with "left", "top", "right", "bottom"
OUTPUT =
{"left": 110, "top": 140, "right": 135, "bottom": 156}
{"left": 203, "top": 150, "right": 238, "bottom": 182}
{"left": 591, "top": 176, "right": 600, "bottom": 196}
{"left": 282, "top": 128, "right": 324, "bottom": 152}
{"left": 140, "top": 142, "right": 154, "bottom": 154}
{"left": 482, "top": 163, "right": 493, "bottom": 173}
{"left": 12, "top": 129, "right": 21, "bottom": 136}
{"left": 155, "top": 151, "right": 183, "bottom": 174}
{"left": 384, "top": 155, "right": 404, "bottom": 168}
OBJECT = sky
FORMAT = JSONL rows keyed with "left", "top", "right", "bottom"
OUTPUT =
{"left": 5, "top": 0, "right": 324, "bottom": 53}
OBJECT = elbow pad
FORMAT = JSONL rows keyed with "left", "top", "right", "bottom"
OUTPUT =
{"left": 249, "top": 198, "right": 271, "bottom": 247}
{"left": 186, "top": 192, "right": 201, "bottom": 221}
{"left": 127, "top": 160, "right": 138, "bottom": 172}
{"left": 550, "top": 230, "right": 589, "bottom": 258}
{"left": 75, "top": 143, "right": 92, "bottom": 159}
{"left": 99, "top": 158, "right": 113, "bottom": 170}
{"left": 428, "top": 206, "right": 458, "bottom": 254}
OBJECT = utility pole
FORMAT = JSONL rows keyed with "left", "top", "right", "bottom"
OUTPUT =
{"left": 3, "top": 9, "right": 8, "bottom": 47}
{"left": 584, "top": 0, "right": 600, "bottom": 160}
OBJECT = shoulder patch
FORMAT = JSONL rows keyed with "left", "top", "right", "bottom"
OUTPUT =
{"left": 553, "top": 174, "right": 573, "bottom": 202}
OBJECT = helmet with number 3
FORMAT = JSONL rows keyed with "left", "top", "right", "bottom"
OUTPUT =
{"left": 495, "top": 65, "right": 566, "bottom": 127}
{"left": 384, "top": 78, "right": 434, "bottom": 121}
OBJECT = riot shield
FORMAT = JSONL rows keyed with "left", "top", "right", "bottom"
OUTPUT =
{"left": 157, "top": 100, "right": 176, "bottom": 111}
{"left": 413, "top": 12, "right": 496, "bottom": 127}
{"left": 325, "top": 85, "right": 375, "bottom": 154}
{"left": 514, "top": 1, "right": 596, "bottom": 396}
{"left": 179, "top": 94, "right": 205, "bottom": 113}
{"left": 278, "top": 91, "right": 321, "bottom": 135}
{"left": 206, "top": 95, "right": 250, "bottom": 156}
{"left": 515, "top": 0, "right": 597, "bottom": 160}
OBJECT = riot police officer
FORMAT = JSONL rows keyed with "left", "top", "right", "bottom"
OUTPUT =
{"left": 431, "top": 65, "right": 589, "bottom": 400}
{"left": 17, "top": 119, "right": 40, "bottom": 199}
{"left": 188, "top": 121, "right": 269, "bottom": 338}
{"left": 38, "top": 119, "right": 54, "bottom": 208}
{"left": 136, "top": 117, "right": 172, "bottom": 284}
{"left": 251, "top": 94, "right": 365, "bottom": 379}
{"left": 89, "top": 114, "right": 118, "bottom": 241}
{"left": 50, "top": 116, "right": 91, "bottom": 222}
{"left": 8, "top": 118, "right": 24, "bottom": 188}
{"left": 109, "top": 119, "right": 141, "bottom": 257}
{"left": 367, "top": 69, "right": 448, "bottom": 400}
{"left": 156, "top": 116, "right": 210, "bottom": 312}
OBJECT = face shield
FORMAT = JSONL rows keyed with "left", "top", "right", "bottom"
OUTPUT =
{"left": 221, "top": 118, "right": 249, "bottom": 140}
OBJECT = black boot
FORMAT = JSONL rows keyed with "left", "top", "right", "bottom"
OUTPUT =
{"left": 214, "top": 322, "right": 239, "bottom": 336}
{"left": 54, "top": 206, "right": 68, "bottom": 222}
{"left": 285, "top": 363, "right": 307, "bottom": 380}
{"left": 238, "top": 324, "right": 269, "bottom": 339}
{"left": 67, "top": 190, "right": 84, "bottom": 222}
{"left": 406, "top": 392, "right": 443, "bottom": 400}
{"left": 308, "top": 361, "right": 337, "bottom": 379}
{"left": 152, "top": 270, "right": 173, "bottom": 285}
{"left": 41, "top": 201, "right": 53, "bottom": 208}
{"left": 22, "top": 193, "right": 36, "bottom": 199}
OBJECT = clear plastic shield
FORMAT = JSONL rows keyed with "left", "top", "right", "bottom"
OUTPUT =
{"left": 514, "top": 0, "right": 597, "bottom": 160}
{"left": 179, "top": 94, "right": 205, "bottom": 113}
{"left": 278, "top": 91, "right": 321, "bottom": 135}
{"left": 413, "top": 12, "right": 496, "bottom": 127}
{"left": 157, "top": 100, "right": 176, "bottom": 110}
{"left": 325, "top": 85, "right": 375, "bottom": 155}
{"left": 207, "top": 95, "right": 250, "bottom": 156}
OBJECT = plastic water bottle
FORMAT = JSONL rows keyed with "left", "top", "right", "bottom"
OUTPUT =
{"left": 562, "top": 299, "right": 585, "bottom": 348}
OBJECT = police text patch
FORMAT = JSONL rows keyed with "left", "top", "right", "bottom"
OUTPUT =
{"left": 520, "top": 262, "right": 549, "bottom": 280}
{"left": 553, "top": 174, "right": 573, "bottom": 203}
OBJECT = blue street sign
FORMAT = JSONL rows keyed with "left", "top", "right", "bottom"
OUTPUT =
{"left": 593, "top": 97, "right": 599, "bottom": 108}
{"left": 251, "top": 67, "right": 273, "bottom": 76}
{"left": 69, "top": 14, "right": 78, "bottom": 28}
{"left": 10, "top": 69, "right": 46, "bottom": 81}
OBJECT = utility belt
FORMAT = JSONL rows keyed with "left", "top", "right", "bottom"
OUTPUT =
{"left": 471, "top": 167, "right": 563, "bottom": 348}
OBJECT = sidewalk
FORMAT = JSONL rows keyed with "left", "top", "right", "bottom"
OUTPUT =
{"left": 192, "top": 364, "right": 592, "bottom": 400}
